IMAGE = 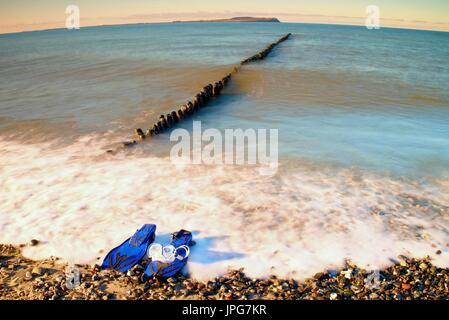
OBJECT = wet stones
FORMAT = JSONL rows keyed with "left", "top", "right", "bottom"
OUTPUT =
{"left": 193, "top": 94, "right": 201, "bottom": 108}
{"left": 241, "top": 33, "right": 292, "bottom": 65}
{"left": 134, "top": 128, "right": 145, "bottom": 140}
{"left": 2, "top": 240, "right": 449, "bottom": 301}
{"left": 186, "top": 102, "right": 194, "bottom": 115}
{"left": 153, "top": 124, "right": 160, "bottom": 135}
{"left": 213, "top": 81, "right": 223, "bottom": 96}
{"left": 145, "top": 129, "right": 154, "bottom": 137}
{"left": 177, "top": 109, "right": 184, "bottom": 121}
{"left": 201, "top": 84, "right": 213, "bottom": 101}
{"left": 222, "top": 74, "right": 231, "bottom": 85}
{"left": 201, "top": 87, "right": 211, "bottom": 103}
{"left": 24, "top": 271, "right": 33, "bottom": 281}
{"left": 158, "top": 115, "right": 168, "bottom": 130}
{"left": 192, "top": 97, "right": 200, "bottom": 111}
{"left": 166, "top": 113, "right": 174, "bottom": 127}
{"left": 171, "top": 111, "right": 179, "bottom": 123}
{"left": 156, "top": 120, "right": 164, "bottom": 132}
{"left": 207, "top": 84, "right": 213, "bottom": 96}
{"left": 278, "top": 33, "right": 291, "bottom": 43}
{"left": 200, "top": 90, "right": 208, "bottom": 105}
{"left": 31, "top": 267, "right": 44, "bottom": 276}
{"left": 155, "top": 120, "right": 163, "bottom": 133}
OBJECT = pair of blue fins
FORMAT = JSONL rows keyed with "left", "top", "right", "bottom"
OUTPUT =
{"left": 101, "top": 224, "right": 192, "bottom": 278}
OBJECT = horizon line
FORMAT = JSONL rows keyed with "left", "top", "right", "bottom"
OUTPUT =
{"left": 1, "top": 20, "right": 449, "bottom": 37}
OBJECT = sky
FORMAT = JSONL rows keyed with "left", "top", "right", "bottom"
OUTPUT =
{"left": 1, "top": 0, "right": 449, "bottom": 34}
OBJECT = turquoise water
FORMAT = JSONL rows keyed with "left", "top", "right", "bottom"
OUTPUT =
{"left": 1, "top": 23, "right": 449, "bottom": 277}
{"left": 1, "top": 23, "right": 448, "bottom": 177}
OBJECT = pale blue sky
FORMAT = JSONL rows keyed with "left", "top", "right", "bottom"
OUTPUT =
{"left": 1, "top": 0, "right": 449, "bottom": 33}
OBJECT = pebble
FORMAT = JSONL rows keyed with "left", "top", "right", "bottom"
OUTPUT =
{"left": 419, "top": 263, "right": 428, "bottom": 270}
{"left": 2, "top": 243, "right": 449, "bottom": 300}
{"left": 31, "top": 267, "right": 43, "bottom": 276}
{"left": 401, "top": 283, "right": 411, "bottom": 290}
{"left": 341, "top": 269, "right": 352, "bottom": 279}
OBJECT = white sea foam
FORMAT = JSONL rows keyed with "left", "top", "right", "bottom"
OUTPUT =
{"left": 0, "top": 135, "right": 448, "bottom": 280}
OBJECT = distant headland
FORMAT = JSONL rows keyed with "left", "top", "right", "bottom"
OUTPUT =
{"left": 172, "top": 17, "right": 281, "bottom": 23}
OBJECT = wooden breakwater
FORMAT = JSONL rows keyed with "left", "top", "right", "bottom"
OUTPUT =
{"left": 120, "top": 33, "right": 292, "bottom": 148}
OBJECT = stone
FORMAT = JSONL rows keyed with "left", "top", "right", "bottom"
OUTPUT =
{"left": 197, "top": 93, "right": 205, "bottom": 107}
{"left": 419, "top": 263, "right": 428, "bottom": 270}
{"left": 200, "top": 91, "right": 208, "bottom": 104}
{"left": 159, "top": 116, "right": 168, "bottom": 129}
{"left": 134, "top": 128, "right": 145, "bottom": 140}
{"left": 186, "top": 101, "right": 194, "bottom": 115}
{"left": 201, "top": 89, "right": 208, "bottom": 102}
{"left": 177, "top": 110, "right": 184, "bottom": 120}
{"left": 166, "top": 114, "right": 173, "bottom": 127}
{"left": 192, "top": 98, "right": 199, "bottom": 111}
{"left": 369, "top": 292, "right": 379, "bottom": 299}
{"left": 402, "top": 283, "right": 411, "bottom": 290}
{"left": 213, "top": 82, "right": 221, "bottom": 96}
{"left": 31, "top": 267, "right": 43, "bottom": 276}
{"left": 24, "top": 271, "right": 33, "bottom": 281}
{"left": 30, "top": 239, "right": 39, "bottom": 246}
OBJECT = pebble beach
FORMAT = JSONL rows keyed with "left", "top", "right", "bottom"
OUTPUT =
{"left": 1, "top": 244, "right": 448, "bottom": 300}
{"left": 1, "top": 23, "right": 449, "bottom": 298}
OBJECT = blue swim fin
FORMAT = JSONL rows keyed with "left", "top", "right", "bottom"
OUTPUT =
{"left": 101, "top": 224, "right": 156, "bottom": 272}
{"left": 144, "top": 229, "right": 192, "bottom": 278}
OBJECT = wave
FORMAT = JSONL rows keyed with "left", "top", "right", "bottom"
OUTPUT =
{"left": 230, "top": 66, "right": 449, "bottom": 107}
{"left": 0, "top": 135, "right": 448, "bottom": 280}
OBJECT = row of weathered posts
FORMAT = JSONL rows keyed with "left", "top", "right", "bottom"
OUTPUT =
{"left": 121, "top": 33, "right": 292, "bottom": 148}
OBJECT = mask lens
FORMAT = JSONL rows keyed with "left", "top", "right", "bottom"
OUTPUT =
{"left": 162, "top": 245, "right": 175, "bottom": 259}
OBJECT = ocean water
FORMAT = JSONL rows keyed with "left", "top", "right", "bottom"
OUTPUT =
{"left": 0, "top": 23, "right": 449, "bottom": 280}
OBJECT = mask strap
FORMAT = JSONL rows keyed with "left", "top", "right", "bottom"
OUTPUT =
{"left": 175, "top": 245, "right": 190, "bottom": 260}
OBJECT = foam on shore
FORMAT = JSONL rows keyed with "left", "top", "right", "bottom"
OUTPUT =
{"left": 0, "top": 135, "right": 448, "bottom": 280}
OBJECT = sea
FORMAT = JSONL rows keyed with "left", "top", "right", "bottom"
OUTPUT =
{"left": 0, "top": 22, "right": 448, "bottom": 280}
